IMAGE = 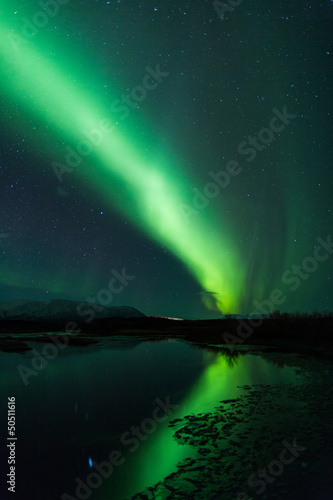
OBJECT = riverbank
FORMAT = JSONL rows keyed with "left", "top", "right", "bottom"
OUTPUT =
{"left": 131, "top": 351, "right": 333, "bottom": 500}
{"left": 0, "top": 316, "right": 332, "bottom": 356}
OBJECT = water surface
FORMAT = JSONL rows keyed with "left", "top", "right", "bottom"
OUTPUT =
{"left": 0, "top": 337, "right": 298, "bottom": 499}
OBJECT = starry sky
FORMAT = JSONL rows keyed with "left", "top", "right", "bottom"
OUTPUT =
{"left": 0, "top": 0, "right": 332, "bottom": 319}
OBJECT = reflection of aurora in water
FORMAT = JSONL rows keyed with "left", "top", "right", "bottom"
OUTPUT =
{"left": 103, "top": 349, "right": 297, "bottom": 499}
{"left": 0, "top": 339, "right": 300, "bottom": 499}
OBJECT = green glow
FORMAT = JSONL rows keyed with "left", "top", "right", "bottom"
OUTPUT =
{"left": 0, "top": 23, "right": 245, "bottom": 313}
{"left": 0, "top": 341, "right": 297, "bottom": 498}
{"left": 120, "top": 350, "right": 297, "bottom": 497}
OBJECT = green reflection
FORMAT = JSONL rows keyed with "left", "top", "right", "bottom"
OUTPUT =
{"left": 106, "top": 350, "right": 296, "bottom": 498}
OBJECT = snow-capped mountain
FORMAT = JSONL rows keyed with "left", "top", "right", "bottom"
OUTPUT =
{"left": 0, "top": 299, "right": 145, "bottom": 321}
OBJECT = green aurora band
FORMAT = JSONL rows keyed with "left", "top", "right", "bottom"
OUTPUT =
{"left": 0, "top": 21, "right": 246, "bottom": 313}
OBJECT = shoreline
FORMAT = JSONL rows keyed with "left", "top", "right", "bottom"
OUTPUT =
{"left": 2, "top": 322, "right": 333, "bottom": 498}
{"left": 1, "top": 316, "right": 333, "bottom": 357}
{"left": 130, "top": 351, "right": 333, "bottom": 500}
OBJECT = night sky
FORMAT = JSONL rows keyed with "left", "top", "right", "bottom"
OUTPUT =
{"left": 0, "top": 0, "right": 332, "bottom": 319}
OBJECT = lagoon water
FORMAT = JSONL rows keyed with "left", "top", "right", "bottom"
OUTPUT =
{"left": 0, "top": 337, "right": 298, "bottom": 499}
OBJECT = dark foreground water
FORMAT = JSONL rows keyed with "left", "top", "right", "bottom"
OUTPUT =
{"left": 0, "top": 337, "right": 306, "bottom": 499}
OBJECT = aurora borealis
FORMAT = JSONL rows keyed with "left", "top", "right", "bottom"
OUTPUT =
{"left": 0, "top": 0, "right": 332, "bottom": 318}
